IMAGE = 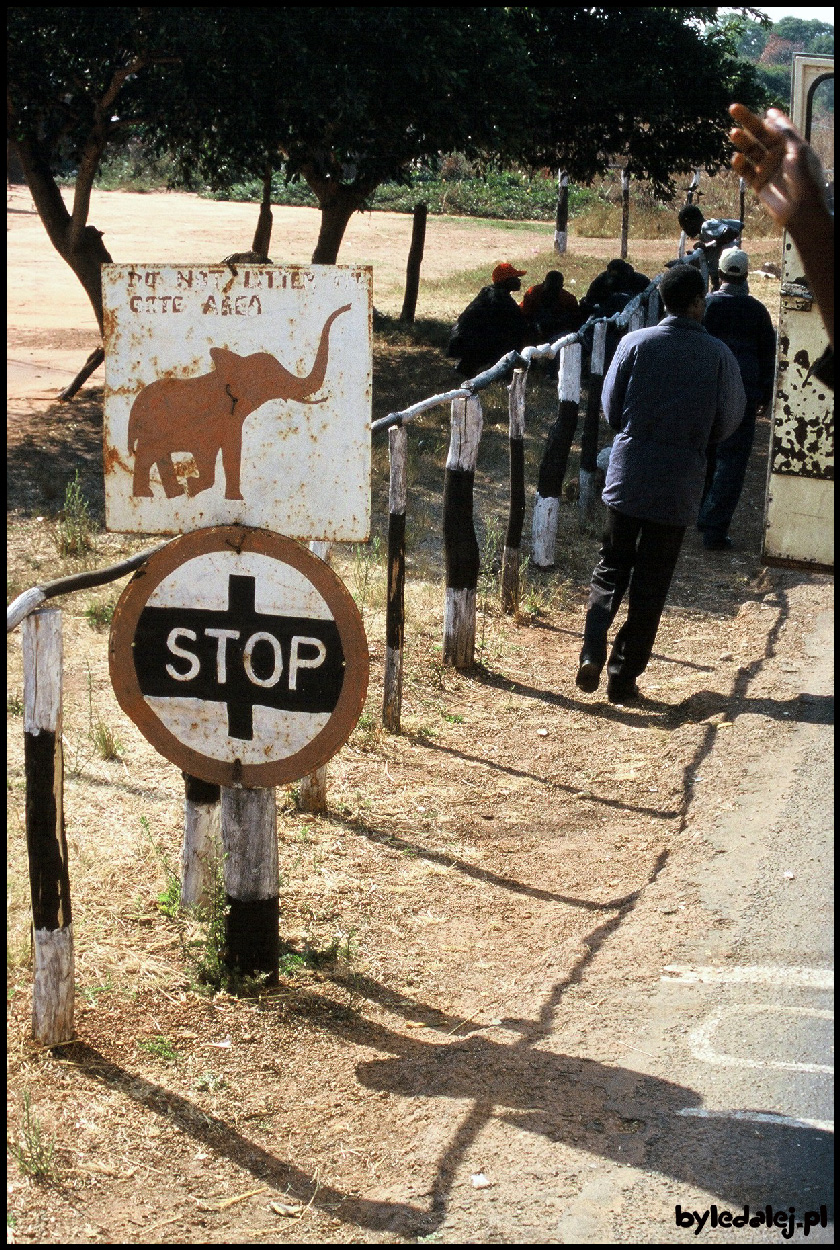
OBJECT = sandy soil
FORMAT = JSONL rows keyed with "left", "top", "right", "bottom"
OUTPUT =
{"left": 7, "top": 187, "right": 829, "bottom": 1245}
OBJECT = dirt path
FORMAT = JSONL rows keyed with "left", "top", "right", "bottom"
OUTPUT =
{"left": 6, "top": 189, "right": 831, "bottom": 1245}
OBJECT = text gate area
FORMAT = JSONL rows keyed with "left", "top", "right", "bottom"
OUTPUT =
{"left": 102, "top": 264, "right": 372, "bottom": 540}
{"left": 109, "top": 528, "right": 369, "bottom": 788}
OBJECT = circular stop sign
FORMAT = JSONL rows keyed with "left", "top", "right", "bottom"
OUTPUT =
{"left": 109, "top": 526, "right": 369, "bottom": 787}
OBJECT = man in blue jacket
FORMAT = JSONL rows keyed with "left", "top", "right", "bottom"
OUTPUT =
{"left": 576, "top": 265, "right": 745, "bottom": 703}
{"left": 698, "top": 247, "right": 777, "bottom": 550}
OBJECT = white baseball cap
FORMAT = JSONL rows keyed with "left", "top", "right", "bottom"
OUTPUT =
{"left": 719, "top": 247, "right": 749, "bottom": 278}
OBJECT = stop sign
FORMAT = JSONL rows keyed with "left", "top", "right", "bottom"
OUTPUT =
{"left": 109, "top": 526, "right": 369, "bottom": 787}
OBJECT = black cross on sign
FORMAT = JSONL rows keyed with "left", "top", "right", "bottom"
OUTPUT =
{"left": 132, "top": 574, "right": 345, "bottom": 741}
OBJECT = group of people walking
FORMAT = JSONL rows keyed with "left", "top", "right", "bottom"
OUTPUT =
{"left": 445, "top": 104, "right": 833, "bottom": 705}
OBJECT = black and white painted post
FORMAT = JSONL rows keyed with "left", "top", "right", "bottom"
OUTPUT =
{"left": 646, "top": 286, "right": 661, "bottom": 327}
{"left": 501, "top": 368, "right": 527, "bottom": 613}
{"left": 531, "top": 341, "right": 582, "bottom": 568}
{"left": 383, "top": 424, "right": 407, "bottom": 729}
{"left": 23, "top": 609, "right": 74, "bottom": 1046}
{"left": 443, "top": 393, "right": 483, "bottom": 667}
{"left": 620, "top": 169, "right": 631, "bottom": 261}
{"left": 578, "top": 321, "right": 608, "bottom": 526}
{"left": 739, "top": 177, "right": 746, "bottom": 234}
{"left": 554, "top": 171, "right": 570, "bottom": 254}
{"left": 181, "top": 774, "right": 222, "bottom": 910}
{"left": 299, "top": 539, "right": 332, "bottom": 813}
{"left": 219, "top": 786, "right": 279, "bottom": 979}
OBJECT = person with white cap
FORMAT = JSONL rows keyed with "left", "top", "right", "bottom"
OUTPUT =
{"left": 446, "top": 261, "right": 528, "bottom": 378}
{"left": 698, "top": 245, "right": 776, "bottom": 550}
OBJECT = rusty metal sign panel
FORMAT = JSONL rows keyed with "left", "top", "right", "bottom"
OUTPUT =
{"left": 109, "top": 526, "right": 369, "bottom": 788}
{"left": 102, "top": 264, "right": 372, "bottom": 540}
{"left": 762, "top": 56, "right": 833, "bottom": 571}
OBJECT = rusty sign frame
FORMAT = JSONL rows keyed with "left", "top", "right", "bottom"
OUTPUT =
{"left": 109, "top": 526, "right": 369, "bottom": 788}
{"left": 102, "top": 264, "right": 372, "bottom": 541}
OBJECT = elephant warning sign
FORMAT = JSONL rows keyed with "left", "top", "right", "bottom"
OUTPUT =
{"left": 109, "top": 526, "right": 369, "bottom": 788}
{"left": 102, "top": 264, "right": 371, "bottom": 540}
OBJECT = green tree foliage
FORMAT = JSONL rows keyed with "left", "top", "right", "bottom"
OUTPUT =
{"left": 9, "top": 6, "right": 771, "bottom": 321}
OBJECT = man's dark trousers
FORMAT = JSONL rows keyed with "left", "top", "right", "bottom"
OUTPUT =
{"left": 697, "top": 406, "right": 755, "bottom": 545}
{"left": 582, "top": 507, "right": 686, "bottom": 685}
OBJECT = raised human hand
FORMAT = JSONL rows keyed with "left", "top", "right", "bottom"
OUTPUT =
{"left": 728, "top": 103, "right": 828, "bottom": 228}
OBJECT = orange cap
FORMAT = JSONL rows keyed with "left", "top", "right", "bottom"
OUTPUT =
{"left": 492, "top": 262, "right": 527, "bottom": 283}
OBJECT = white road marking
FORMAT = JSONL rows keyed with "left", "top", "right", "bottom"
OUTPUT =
{"left": 690, "top": 1004, "right": 834, "bottom": 1074}
{"left": 662, "top": 964, "right": 834, "bottom": 989}
{"left": 676, "top": 1107, "right": 834, "bottom": 1133}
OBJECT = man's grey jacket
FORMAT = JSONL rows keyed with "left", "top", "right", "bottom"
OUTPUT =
{"left": 601, "top": 315, "right": 746, "bottom": 527}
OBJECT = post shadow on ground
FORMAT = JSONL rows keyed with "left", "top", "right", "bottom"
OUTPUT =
{"left": 65, "top": 1017, "right": 833, "bottom": 1240}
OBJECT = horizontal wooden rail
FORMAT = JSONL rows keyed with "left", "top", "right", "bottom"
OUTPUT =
{"left": 7, "top": 542, "right": 168, "bottom": 632}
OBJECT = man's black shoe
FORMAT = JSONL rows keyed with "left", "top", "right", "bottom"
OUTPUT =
{"left": 702, "top": 535, "right": 732, "bottom": 551}
{"left": 607, "top": 679, "right": 640, "bottom": 704}
{"left": 576, "top": 658, "right": 603, "bottom": 693}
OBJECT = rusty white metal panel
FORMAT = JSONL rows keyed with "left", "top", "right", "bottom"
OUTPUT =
{"left": 763, "top": 56, "right": 834, "bottom": 571}
{"left": 102, "top": 264, "right": 372, "bottom": 540}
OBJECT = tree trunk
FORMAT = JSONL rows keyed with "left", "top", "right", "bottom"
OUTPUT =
{"left": 251, "top": 165, "right": 274, "bottom": 257}
{"left": 11, "top": 136, "right": 112, "bottom": 333}
{"left": 303, "top": 167, "right": 376, "bottom": 265}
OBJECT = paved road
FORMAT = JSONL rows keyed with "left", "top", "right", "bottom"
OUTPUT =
{"left": 557, "top": 597, "right": 833, "bottom": 1245}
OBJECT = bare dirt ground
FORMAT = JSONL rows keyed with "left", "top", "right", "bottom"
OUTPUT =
{"left": 7, "top": 189, "right": 832, "bottom": 1244}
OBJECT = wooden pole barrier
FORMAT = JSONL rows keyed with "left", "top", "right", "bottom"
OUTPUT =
{"left": 501, "top": 368, "right": 527, "bottom": 613}
{"left": 679, "top": 170, "right": 701, "bottom": 259}
{"left": 531, "top": 341, "right": 582, "bottom": 568}
{"left": 181, "top": 774, "right": 222, "bottom": 910}
{"left": 620, "top": 169, "right": 630, "bottom": 261}
{"left": 298, "top": 540, "right": 332, "bottom": 812}
{"left": 578, "top": 321, "right": 608, "bottom": 526}
{"left": 23, "top": 609, "right": 74, "bottom": 1046}
{"left": 383, "top": 424, "right": 407, "bottom": 730}
{"left": 646, "top": 287, "right": 661, "bottom": 327}
{"left": 443, "top": 393, "right": 483, "bottom": 667}
{"left": 554, "top": 171, "right": 569, "bottom": 254}
{"left": 220, "top": 786, "right": 279, "bottom": 980}
{"left": 400, "top": 203, "right": 428, "bottom": 324}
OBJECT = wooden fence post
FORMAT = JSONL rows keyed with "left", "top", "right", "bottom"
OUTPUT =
{"left": 23, "top": 609, "right": 74, "bottom": 1046}
{"left": 383, "top": 424, "right": 407, "bottom": 730}
{"left": 501, "top": 368, "right": 527, "bottom": 613}
{"left": 400, "top": 203, "right": 428, "bottom": 324}
{"left": 679, "top": 170, "right": 701, "bottom": 258}
{"left": 646, "top": 287, "right": 661, "bottom": 327}
{"left": 220, "top": 786, "right": 279, "bottom": 980}
{"left": 298, "top": 540, "right": 332, "bottom": 812}
{"left": 620, "top": 169, "right": 630, "bottom": 260}
{"left": 554, "top": 171, "right": 569, "bottom": 254}
{"left": 578, "top": 321, "right": 607, "bottom": 527}
{"left": 531, "top": 341, "right": 582, "bottom": 568}
{"left": 443, "top": 393, "right": 483, "bottom": 667}
{"left": 181, "top": 774, "right": 222, "bottom": 910}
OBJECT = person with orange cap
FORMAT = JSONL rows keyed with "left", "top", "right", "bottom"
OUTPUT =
{"left": 446, "top": 262, "right": 528, "bottom": 378}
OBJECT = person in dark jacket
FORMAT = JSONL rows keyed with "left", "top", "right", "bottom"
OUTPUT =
{"left": 697, "top": 247, "right": 777, "bottom": 550}
{"left": 575, "top": 265, "right": 745, "bottom": 703}
{"left": 578, "top": 259, "right": 652, "bottom": 373}
{"left": 579, "top": 258, "right": 650, "bottom": 319}
{"left": 678, "top": 204, "right": 742, "bottom": 291}
{"left": 520, "top": 270, "right": 582, "bottom": 343}
{"left": 447, "top": 262, "right": 527, "bottom": 377}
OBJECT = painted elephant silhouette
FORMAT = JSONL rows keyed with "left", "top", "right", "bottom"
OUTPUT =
{"left": 128, "top": 303, "right": 351, "bottom": 500}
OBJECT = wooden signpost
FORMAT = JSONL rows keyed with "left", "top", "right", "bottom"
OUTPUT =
{"left": 109, "top": 527, "right": 369, "bottom": 977}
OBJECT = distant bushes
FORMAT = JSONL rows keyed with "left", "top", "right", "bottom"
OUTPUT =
{"left": 86, "top": 142, "right": 780, "bottom": 235}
